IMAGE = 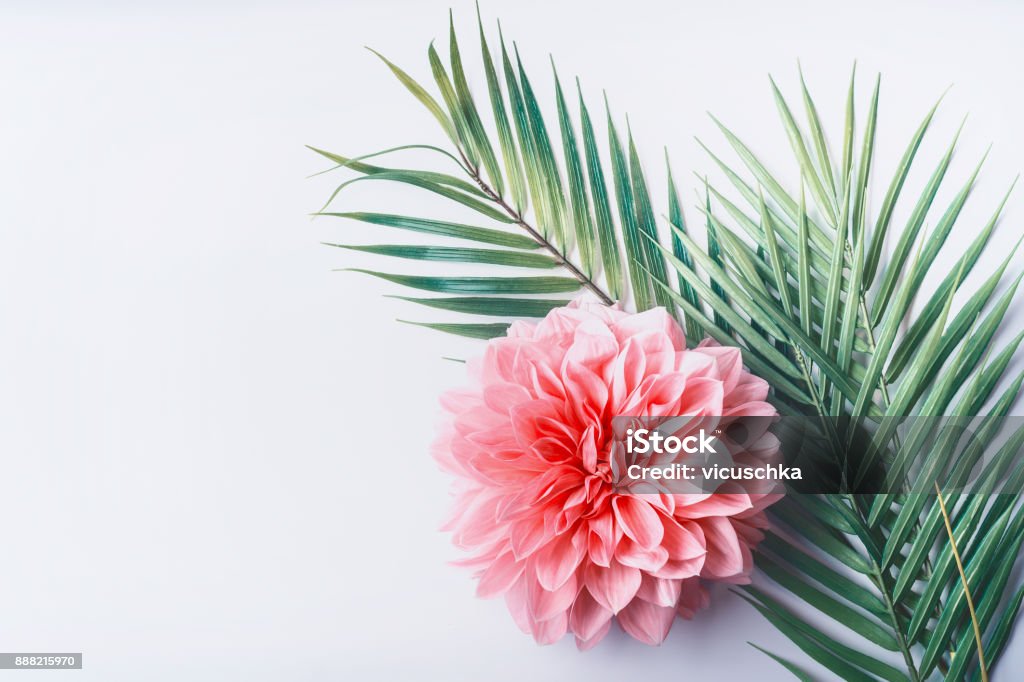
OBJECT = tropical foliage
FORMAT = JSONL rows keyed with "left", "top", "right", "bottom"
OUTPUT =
{"left": 696, "top": 72, "right": 1024, "bottom": 682}
{"left": 312, "top": 9, "right": 1024, "bottom": 680}
{"left": 312, "top": 10, "right": 678, "bottom": 340}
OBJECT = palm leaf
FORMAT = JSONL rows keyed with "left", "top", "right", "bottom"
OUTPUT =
{"left": 314, "top": 10, "right": 684, "bottom": 334}
{"left": 686, "top": 68, "right": 1024, "bottom": 681}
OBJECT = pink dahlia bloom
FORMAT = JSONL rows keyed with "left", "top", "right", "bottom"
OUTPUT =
{"left": 434, "top": 299, "right": 780, "bottom": 649}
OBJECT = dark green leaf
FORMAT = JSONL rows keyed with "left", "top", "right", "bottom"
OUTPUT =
{"left": 321, "top": 212, "right": 538, "bottom": 249}
{"left": 399, "top": 319, "right": 510, "bottom": 339}
{"left": 344, "top": 269, "right": 581, "bottom": 294}
{"left": 325, "top": 243, "right": 557, "bottom": 267}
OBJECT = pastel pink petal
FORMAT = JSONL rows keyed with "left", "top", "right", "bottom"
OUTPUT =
{"left": 566, "top": 319, "right": 619, "bottom": 368}
{"left": 631, "top": 329, "right": 677, "bottom": 361}
{"left": 614, "top": 537, "right": 669, "bottom": 572}
{"left": 674, "top": 377, "right": 725, "bottom": 416}
{"left": 504, "top": 574, "right": 532, "bottom": 634}
{"left": 526, "top": 360, "right": 567, "bottom": 402}
{"left": 696, "top": 344, "right": 743, "bottom": 393}
{"left": 588, "top": 507, "right": 618, "bottom": 542}
{"left": 477, "top": 550, "right": 525, "bottom": 598}
{"left": 579, "top": 426, "right": 599, "bottom": 473}
{"left": 585, "top": 559, "right": 642, "bottom": 614}
{"left": 575, "top": 618, "right": 613, "bottom": 651}
{"left": 612, "top": 496, "right": 664, "bottom": 549}
{"left": 617, "top": 599, "right": 676, "bottom": 646}
{"left": 554, "top": 502, "right": 586, "bottom": 536}
{"left": 561, "top": 484, "right": 589, "bottom": 511}
{"left": 642, "top": 335, "right": 677, "bottom": 366}
{"left": 617, "top": 373, "right": 661, "bottom": 416}
{"left": 528, "top": 572, "right": 579, "bottom": 622}
{"left": 673, "top": 350, "right": 716, "bottom": 378}
{"left": 439, "top": 388, "right": 480, "bottom": 414}
{"left": 509, "top": 400, "right": 562, "bottom": 444}
{"left": 661, "top": 516, "right": 707, "bottom": 562}
{"left": 531, "top": 610, "right": 568, "bottom": 645}
{"left": 570, "top": 298, "right": 630, "bottom": 324}
{"left": 534, "top": 305, "right": 585, "bottom": 338}
{"left": 526, "top": 465, "right": 585, "bottom": 507}
{"left": 676, "top": 577, "right": 710, "bottom": 619}
{"left": 482, "top": 340, "right": 518, "bottom": 383}
{"left": 642, "top": 491, "right": 676, "bottom": 516}
{"left": 568, "top": 587, "right": 613, "bottom": 642}
{"left": 563, "top": 360, "right": 609, "bottom": 424}
{"left": 652, "top": 557, "right": 705, "bottom": 580}
{"left": 609, "top": 339, "right": 646, "bottom": 410}
{"left": 642, "top": 372, "right": 690, "bottom": 415}
{"left": 612, "top": 308, "right": 685, "bottom": 351}
{"left": 508, "top": 319, "right": 537, "bottom": 338}
{"left": 466, "top": 453, "right": 537, "bottom": 487}
{"left": 699, "top": 517, "right": 748, "bottom": 579}
{"left": 454, "top": 405, "right": 507, "bottom": 435}
{"left": 482, "top": 382, "right": 533, "bottom": 415}
{"left": 587, "top": 537, "right": 613, "bottom": 568}
{"left": 451, "top": 494, "right": 504, "bottom": 548}
{"left": 530, "top": 436, "right": 576, "bottom": 465}
{"left": 731, "top": 523, "right": 766, "bottom": 560}
{"left": 724, "top": 398, "right": 776, "bottom": 418}
{"left": 510, "top": 516, "right": 549, "bottom": 560}
{"left": 431, "top": 435, "right": 459, "bottom": 475}
{"left": 534, "top": 531, "right": 585, "bottom": 591}
{"left": 636, "top": 574, "right": 683, "bottom": 607}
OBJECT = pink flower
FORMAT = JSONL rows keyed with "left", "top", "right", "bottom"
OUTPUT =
{"left": 434, "top": 299, "right": 780, "bottom": 649}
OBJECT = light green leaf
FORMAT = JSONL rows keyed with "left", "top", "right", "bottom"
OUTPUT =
{"left": 366, "top": 47, "right": 459, "bottom": 145}
{"left": 449, "top": 12, "right": 502, "bottom": 194}
{"left": 476, "top": 8, "right": 527, "bottom": 212}
{"left": 578, "top": 82, "right": 624, "bottom": 298}
{"left": 552, "top": 62, "right": 597, "bottom": 277}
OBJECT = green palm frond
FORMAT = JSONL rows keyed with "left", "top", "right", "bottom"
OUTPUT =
{"left": 312, "top": 8, "right": 678, "bottom": 338}
{"left": 675, "top": 68, "right": 1024, "bottom": 680}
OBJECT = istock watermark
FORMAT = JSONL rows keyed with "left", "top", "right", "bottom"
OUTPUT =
{"left": 607, "top": 414, "right": 1024, "bottom": 495}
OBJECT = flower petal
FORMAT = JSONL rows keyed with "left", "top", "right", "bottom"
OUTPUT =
{"left": 636, "top": 574, "right": 682, "bottom": 607}
{"left": 617, "top": 599, "right": 676, "bottom": 645}
{"left": 584, "top": 559, "right": 641, "bottom": 614}
{"left": 699, "top": 517, "right": 748, "bottom": 580}
{"left": 614, "top": 537, "right": 669, "bottom": 572}
{"left": 612, "top": 496, "right": 664, "bottom": 549}
{"left": 528, "top": 571, "right": 579, "bottom": 622}
{"left": 569, "top": 587, "right": 613, "bottom": 642}
{"left": 477, "top": 550, "right": 525, "bottom": 598}
{"left": 531, "top": 611, "right": 569, "bottom": 645}
{"left": 676, "top": 577, "right": 711, "bottom": 619}
{"left": 575, "top": 618, "right": 612, "bottom": 651}
{"left": 534, "top": 531, "right": 585, "bottom": 591}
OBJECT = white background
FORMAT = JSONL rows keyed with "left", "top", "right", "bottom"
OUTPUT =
{"left": 1, "top": 0, "right": 1022, "bottom": 679}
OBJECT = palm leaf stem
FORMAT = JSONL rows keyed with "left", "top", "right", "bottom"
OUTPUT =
{"left": 850, "top": 494, "right": 924, "bottom": 681}
{"left": 843, "top": 198, "right": 962, "bottom": 681}
{"left": 456, "top": 147, "right": 615, "bottom": 305}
